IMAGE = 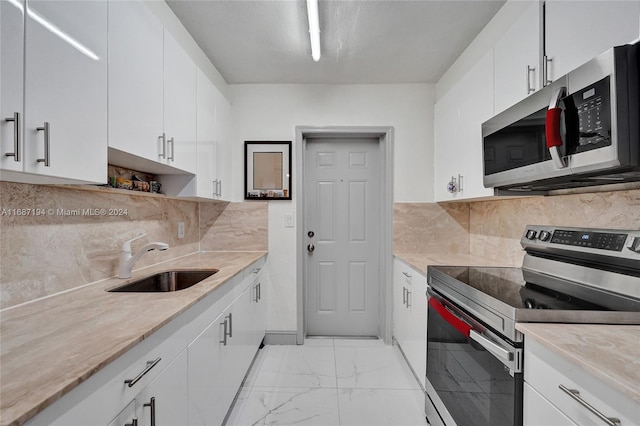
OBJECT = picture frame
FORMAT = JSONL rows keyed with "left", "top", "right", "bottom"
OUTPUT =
{"left": 244, "top": 141, "right": 292, "bottom": 200}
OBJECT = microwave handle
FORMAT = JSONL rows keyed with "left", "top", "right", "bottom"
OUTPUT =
{"left": 546, "top": 86, "right": 568, "bottom": 169}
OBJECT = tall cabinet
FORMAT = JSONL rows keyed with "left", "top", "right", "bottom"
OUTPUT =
{"left": 433, "top": 50, "right": 495, "bottom": 202}
{"left": 1, "top": 0, "right": 107, "bottom": 184}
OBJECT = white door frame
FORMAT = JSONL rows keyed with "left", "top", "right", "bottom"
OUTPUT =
{"left": 295, "top": 126, "right": 394, "bottom": 345}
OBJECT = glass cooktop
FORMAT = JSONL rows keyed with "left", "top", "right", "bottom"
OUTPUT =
{"left": 430, "top": 266, "right": 607, "bottom": 311}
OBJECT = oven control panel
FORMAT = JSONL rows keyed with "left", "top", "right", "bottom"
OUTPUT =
{"left": 522, "top": 225, "right": 640, "bottom": 257}
{"left": 550, "top": 229, "right": 627, "bottom": 251}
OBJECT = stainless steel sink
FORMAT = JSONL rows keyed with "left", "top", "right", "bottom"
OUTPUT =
{"left": 108, "top": 270, "right": 218, "bottom": 292}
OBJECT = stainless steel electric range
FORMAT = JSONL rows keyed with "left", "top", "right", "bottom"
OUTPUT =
{"left": 425, "top": 225, "right": 640, "bottom": 426}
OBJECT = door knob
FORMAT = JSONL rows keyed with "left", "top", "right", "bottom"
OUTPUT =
{"left": 307, "top": 244, "right": 315, "bottom": 253}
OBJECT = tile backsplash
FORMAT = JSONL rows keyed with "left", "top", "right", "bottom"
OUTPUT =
{"left": 0, "top": 182, "right": 268, "bottom": 309}
{"left": 394, "top": 188, "right": 640, "bottom": 266}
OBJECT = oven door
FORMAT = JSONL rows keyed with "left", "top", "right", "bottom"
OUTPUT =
{"left": 425, "top": 288, "right": 523, "bottom": 426}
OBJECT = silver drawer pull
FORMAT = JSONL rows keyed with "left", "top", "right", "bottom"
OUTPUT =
{"left": 124, "top": 419, "right": 138, "bottom": 426}
{"left": 402, "top": 272, "right": 411, "bottom": 278}
{"left": 124, "top": 357, "right": 161, "bottom": 388}
{"left": 4, "top": 112, "right": 20, "bottom": 161}
{"left": 559, "top": 384, "right": 621, "bottom": 426}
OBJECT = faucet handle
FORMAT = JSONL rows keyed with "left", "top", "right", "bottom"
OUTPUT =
{"left": 121, "top": 233, "right": 147, "bottom": 253}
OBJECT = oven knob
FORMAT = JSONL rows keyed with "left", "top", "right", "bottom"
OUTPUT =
{"left": 538, "top": 231, "right": 551, "bottom": 242}
{"left": 526, "top": 230, "right": 537, "bottom": 240}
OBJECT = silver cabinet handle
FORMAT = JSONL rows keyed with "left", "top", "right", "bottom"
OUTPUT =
{"left": 212, "top": 179, "right": 218, "bottom": 197}
{"left": 458, "top": 174, "right": 464, "bottom": 192}
{"left": 167, "top": 137, "right": 174, "bottom": 161}
{"left": 143, "top": 397, "right": 156, "bottom": 426}
{"left": 36, "top": 122, "right": 50, "bottom": 166}
{"left": 526, "top": 65, "right": 536, "bottom": 94}
{"left": 406, "top": 289, "right": 411, "bottom": 308}
{"left": 124, "top": 357, "right": 161, "bottom": 388}
{"left": 220, "top": 313, "right": 233, "bottom": 345}
{"left": 4, "top": 112, "right": 20, "bottom": 161}
{"left": 257, "top": 282, "right": 261, "bottom": 301}
{"left": 559, "top": 385, "right": 621, "bottom": 426}
{"left": 220, "top": 317, "right": 228, "bottom": 345}
{"left": 543, "top": 55, "right": 553, "bottom": 86}
{"left": 253, "top": 283, "right": 259, "bottom": 303}
{"left": 218, "top": 180, "right": 222, "bottom": 197}
{"left": 402, "top": 272, "right": 411, "bottom": 279}
{"left": 124, "top": 419, "right": 138, "bottom": 426}
{"left": 158, "top": 133, "right": 166, "bottom": 159}
{"left": 402, "top": 287, "right": 407, "bottom": 306}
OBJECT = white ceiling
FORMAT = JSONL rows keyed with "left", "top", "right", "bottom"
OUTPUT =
{"left": 166, "top": 0, "right": 505, "bottom": 84}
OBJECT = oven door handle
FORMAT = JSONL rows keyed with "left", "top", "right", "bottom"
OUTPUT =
{"left": 469, "top": 330, "right": 513, "bottom": 364}
{"left": 428, "top": 296, "right": 472, "bottom": 337}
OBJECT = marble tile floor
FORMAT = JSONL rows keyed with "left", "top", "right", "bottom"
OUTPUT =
{"left": 226, "top": 338, "right": 429, "bottom": 426}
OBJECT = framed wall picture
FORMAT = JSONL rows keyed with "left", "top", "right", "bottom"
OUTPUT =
{"left": 244, "top": 141, "right": 292, "bottom": 200}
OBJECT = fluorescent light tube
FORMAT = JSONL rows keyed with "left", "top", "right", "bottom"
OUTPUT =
{"left": 306, "top": 0, "right": 321, "bottom": 62}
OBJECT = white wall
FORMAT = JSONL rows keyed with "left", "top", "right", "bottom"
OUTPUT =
{"left": 229, "top": 84, "right": 435, "bottom": 332}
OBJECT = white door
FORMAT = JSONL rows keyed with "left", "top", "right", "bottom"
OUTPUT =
{"left": 305, "top": 138, "right": 380, "bottom": 337}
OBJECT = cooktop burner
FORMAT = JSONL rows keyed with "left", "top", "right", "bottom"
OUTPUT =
{"left": 432, "top": 266, "right": 607, "bottom": 311}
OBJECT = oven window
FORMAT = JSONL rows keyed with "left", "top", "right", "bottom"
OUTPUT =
{"left": 426, "top": 302, "right": 523, "bottom": 426}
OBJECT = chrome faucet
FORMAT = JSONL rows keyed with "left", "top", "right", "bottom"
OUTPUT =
{"left": 119, "top": 234, "right": 169, "bottom": 279}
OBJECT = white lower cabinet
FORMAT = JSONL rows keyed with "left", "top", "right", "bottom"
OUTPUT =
{"left": 393, "top": 258, "right": 428, "bottom": 388}
{"left": 188, "top": 268, "right": 265, "bottom": 425}
{"left": 523, "top": 337, "right": 638, "bottom": 426}
{"left": 24, "top": 259, "right": 267, "bottom": 426}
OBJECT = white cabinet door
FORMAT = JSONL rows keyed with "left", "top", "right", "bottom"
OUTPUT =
{"left": 108, "top": 0, "right": 164, "bottom": 164}
{"left": 196, "top": 68, "right": 218, "bottom": 199}
{"left": 188, "top": 310, "right": 232, "bottom": 426}
{"left": 494, "top": 1, "right": 541, "bottom": 114}
{"left": 23, "top": 0, "right": 107, "bottom": 183}
{"left": 393, "top": 259, "right": 410, "bottom": 350}
{"left": 523, "top": 383, "right": 576, "bottom": 426}
{"left": 0, "top": 0, "right": 24, "bottom": 173}
{"left": 214, "top": 87, "right": 232, "bottom": 200}
{"left": 434, "top": 50, "right": 495, "bottom": 201}
{"left": 107, "top": 400, "right": 137, "bottom": 426}
{"left": 163, "top": 28, "right": 197, "bottom": 174}
{"left": 227, "top": 285, "right": 259, "bottom": 389}
{"left": 136, "top": 350, "right": 188, "bottom": 426}
{"left": 545, "top": 0, "right": 640, "bottom": 82}
{"left": 406, "top": 273, "right": 428, "bottom": 389}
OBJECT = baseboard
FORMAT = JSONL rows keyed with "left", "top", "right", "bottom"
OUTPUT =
{"left": 264, "top": 330, "right": 298, "bottom": 345}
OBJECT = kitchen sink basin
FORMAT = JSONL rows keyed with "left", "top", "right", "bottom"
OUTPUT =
{"left": 108, "top": 270, "right": 218, "bottom": 292}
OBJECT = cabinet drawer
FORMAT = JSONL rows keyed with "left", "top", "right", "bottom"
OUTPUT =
{"left": 525, "top": 338, "right": 638, "bottom": 426}
{"left": 524, "top": 382, "right": 576, "bottom": 426}
{"left": 27, "top": 313, "right": 189, "bottom": 426}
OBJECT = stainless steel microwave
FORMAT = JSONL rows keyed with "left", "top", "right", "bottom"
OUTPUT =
{"left": 482, "top": 41, "right": 639, "bottom": 192}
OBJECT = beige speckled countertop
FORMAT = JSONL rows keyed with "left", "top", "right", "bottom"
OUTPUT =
{"left": 0, "top": 251, "right": 267, "bottom": 426}
{"left": 516, "top": 323, "right": 640, "bottom": 404}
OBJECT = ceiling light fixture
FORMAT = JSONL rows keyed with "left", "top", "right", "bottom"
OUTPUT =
{"left": 306, "top": 0, "right": 321, "bottom": 62}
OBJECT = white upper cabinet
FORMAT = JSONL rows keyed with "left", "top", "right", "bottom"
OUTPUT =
{"left": 108, "top": 0, "right": 164, "bottom": 163}
{"left": 494, "top": 1, "right": 542, "bottom": 114}
{"left": 545, "top": 0, "right": 640, "bottom": 83}
{"left": 196, "top": 68, "right": 218, "bottom": 199}
{"left": 214, "top": 86, "right": 232, "bottom": 200}
{"left": 434, "top": 49, "right": 495, "bottom": 202}
{"left": 163, "top": 28, "right": 197, "bottom": 174}
{"left": 0, "top": 0, "right": 24, "bottom": 174}
{"left": 1, "top": 0, "right": 107, "bottom": 184}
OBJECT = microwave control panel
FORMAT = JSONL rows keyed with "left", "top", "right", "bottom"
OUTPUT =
{"left": 568, "top": 76, "right": 612, "bottom": 153}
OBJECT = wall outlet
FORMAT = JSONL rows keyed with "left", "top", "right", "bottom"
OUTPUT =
{"left": 177, "top": 222, "right": 185, "bottom": 239}
{"left": 285, "top": 213, "right": 294, "bottom": 228}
